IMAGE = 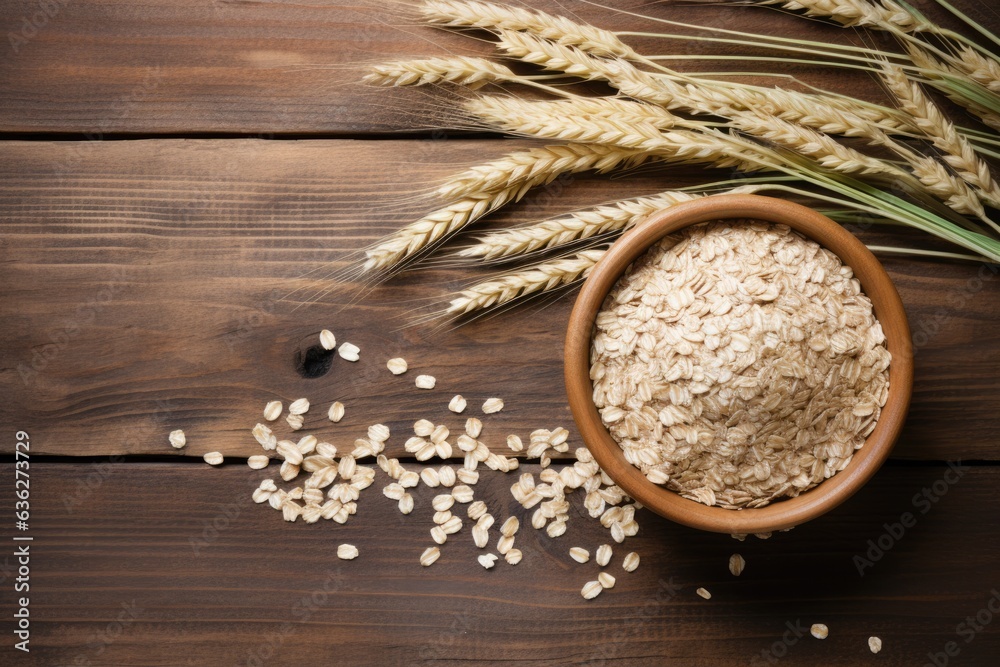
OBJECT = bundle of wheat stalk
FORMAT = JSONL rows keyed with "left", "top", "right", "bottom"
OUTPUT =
{"left": 361, "top": 0, "right": 1000, "bottom": 317}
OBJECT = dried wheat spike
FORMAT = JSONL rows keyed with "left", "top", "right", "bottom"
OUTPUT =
{"left": 364, "top": 144, "right": 648, "bottom": 273}
{"left": 882, "top": 63, "right": 1000, "bottom": 210}
{"left": 446, "top": 248, "right": 609, "bottom": 315}
{"left": 419, "top": 0, "right": 638, "bottom": 59}
{"left": 362, "top": 57, "right": 515, "bottom": 89}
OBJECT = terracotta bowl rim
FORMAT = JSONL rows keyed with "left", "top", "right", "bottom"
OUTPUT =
{"left": 564, "top": 193, "right": 913, "bottom": 534}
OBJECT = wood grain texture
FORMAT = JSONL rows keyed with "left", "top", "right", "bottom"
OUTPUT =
{"left": 0, "top": 0, "right": 991, "bottom": 134}
{"left": 2, "top": 461, "right": 998, "bottom": 666}
{"left": 1, "top": 139, "right": 998, "bottom": 461}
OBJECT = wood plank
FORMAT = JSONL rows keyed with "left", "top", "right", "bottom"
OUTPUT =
{"left": 1, "top": 138, "right": 999, "bottom": 460}
{"left": 3, "top": 461, "right": 999, "bottom": 666}
{"left": 0, "top": 0, "right": 993, "bottom": 134}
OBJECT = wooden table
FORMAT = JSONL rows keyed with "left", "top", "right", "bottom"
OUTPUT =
{"left": 2, "top": 1, "right": 999, "bottom": 665}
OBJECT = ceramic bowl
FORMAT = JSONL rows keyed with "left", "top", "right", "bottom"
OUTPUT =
{"left": 564, "top": 194, "right": 913, "bottom": 534}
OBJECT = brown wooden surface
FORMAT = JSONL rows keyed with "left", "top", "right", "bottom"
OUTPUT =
{"left": 2, "top": 0, "right": 1000, "bottom": 665}
{"left": 2, "top": 462, "right": 999, "bottom": 666}
{"left": 0, "top": 0, "right": 967, "bottom": 135}
{"left": 1, "top": 139, "right": 998, "bottom": 461}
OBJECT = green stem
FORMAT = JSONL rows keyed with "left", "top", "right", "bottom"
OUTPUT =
{"left": 645, "top": 53, "right": 880, "bottom": 74}
{"left": 931, "top": 0, "right": 1000, "bottom": 51}
{"left": 866, "top": 245, "right": 985, "bottom": 261}
{"left": 622, "top": 30, "right": 904, "bottom": 69}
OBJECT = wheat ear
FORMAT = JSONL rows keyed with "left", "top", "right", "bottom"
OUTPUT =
{"left": 464, "top": 96, "right": 773, "bottom": 172}
{"left": 458, "top": 185, "right": 766, "bottom": 260}
{"left": 728, "top": 111, "right": 911, "bottom": 181}
{"left": 464, "top": 95, "right": 680, "bottom": 131}
{"left": 882, "top": 63, "right": 1000, "bottom": 210}
{"left": 954, "top": 46, "right": 1000, "bottom": 94}
{"left": 760, "top": 0, "right": 930, "bottom": 31}
{"left": 363, "top": 57, "right": 516, "bottom": 88}
{"left": 733, "top": 108, "right": 988, "bottom": 219}
{"left": 495, "top": 30, "right": 912, "bottom": 137}
{"left": 770, "top": 0, "right": 999, "bottom": 93}
{"left": 419, "top": 0, "right": 637, "bottom": 59}
{"left": 435, "top": 142, "right": 648, "bottom": 201}
{"left": 446, "top": 248, "right": 608, "bottom": 315}
{"left": 906, "top": 44, "right": 1000, "bottom": 132}
{"left": 364, "top": 144, "right": 648, "bottom": 272}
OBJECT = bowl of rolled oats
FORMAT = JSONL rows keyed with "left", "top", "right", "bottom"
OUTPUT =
{"left": 565, "top": 194, "right": 913, "bottom": 534}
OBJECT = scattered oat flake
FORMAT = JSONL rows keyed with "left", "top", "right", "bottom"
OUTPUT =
{"left": 570, "top": 547, "right": 590, "bottom": 563}
{"left": 415, "top": 375, "right": 436, "bottom": 389}
{"left": 203, "top": 451, "right": 223, "bottom": 466}
{"left": 328, "top": 401, "right": 345, "bottom": 423}
{"left": 169, "top": 430, "right": 186, "bottom": 449}
{"left": 482, "top": 398, "right": 504, "bottom": 414}
{"left": 398, "top": 493, "right": 414, "bottom": 515}
{"left": 478, "top": 553, "right": 498, "bottom": 569}
{"left": 581, "top": 581, "right": 603, "bottom": 600}
{"left": 622, "top": 552, "right": 640, "bottom": 572}
{"left": 729, "top": 553, "right": 745, "bottom": 576}
{"left": 505, "top": 549, "right": 522, "bottom": 565}
{"left": 868, "top": 636, "right": 882, "bottom": 654}
{"left": 337, "top": 544, "right": 359, "bottom": 560}
{"left": 596, "top": 544, "right": 613, "bottom": 567}
{"left": 263, "top": 401, "right": 282, "bottom": 421}
{"left": 339, "top": 342, "right": 360, "bottom": 361}
{"left": 696, "top": 587, "right": 711, "bottom": 600}
{"left": 248, "top": 455, "right": 269, "bottom": 470}
{"left": 420, "top": 546, "right": 440, "bottom": 567}
{"left": 448, "top": 395, "right": 467, "bottom": 413}
{"left": 319, "top": 329, "right": 336, "bottom": 350}
{"left": 506, "top": 434, "right": 523, "bottom": 452}
{"left": 598, "top": 572, "right": 616, "bottom": 589}
{"left": 811, "top": 624, "right": 828, "bottom": 639}
{"left": 286, "top": 414, "right": 303, "bottom": 431}
{"left": 387, "top": 357, "right": 408, "bottom": 374}
{"left": 288, "top": 398, "right": 310, "bottom": 415}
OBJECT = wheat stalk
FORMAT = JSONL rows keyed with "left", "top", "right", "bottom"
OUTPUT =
{"left": 469, "top": 106, "right": 673, "bottom": 151}
{"left": 728, "top": 110, "right": 911, "bottom": 180}
{"left": 954, "top": 46, "right": 1000, "bottom": 94}
{"left": 446, "top": 248, "right": 608, "bottom": 314}
{"left": 458, "top": 185, "right": 766, "bottom": 260}
{"left": 726, "top": 110, "right": 986, "bottom": 220}
{"left": 766, "top": 0, "right": 1000, "bottom": 111}
{"left": 435, "top": 142, "right": 648, "bottom": 201}
{"left": 465, "top": 97, "right": 775, "bottom": 172}
{"left": 363, "top": 57, "right": 517, "bottom": 88}
{"left": 882, "top": 63, "right": 1000, "bottom": 210}
{"left": 465, "top": 95, "right": 680, "bottom": 131}
{"left": 906, "top": 154, "right": 987, "bottom": 219}
{"left": 419, "top": 0, "right": 637, "bottom": 59}
{"left": 365, "top": 144, "right": 648, "bottom": 272}
{"left": 495, "top": 29, "right": 914, "bottom": 138}
{"left": 906, "top": 44, "right": 1000, "bottom": 132}
{"left": 760, "top": 0, "right": 930, "bottom": 32}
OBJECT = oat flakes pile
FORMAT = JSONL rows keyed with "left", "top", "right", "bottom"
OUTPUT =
{"left": 590, "top": 221, "right": 890, "bottom": 509}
